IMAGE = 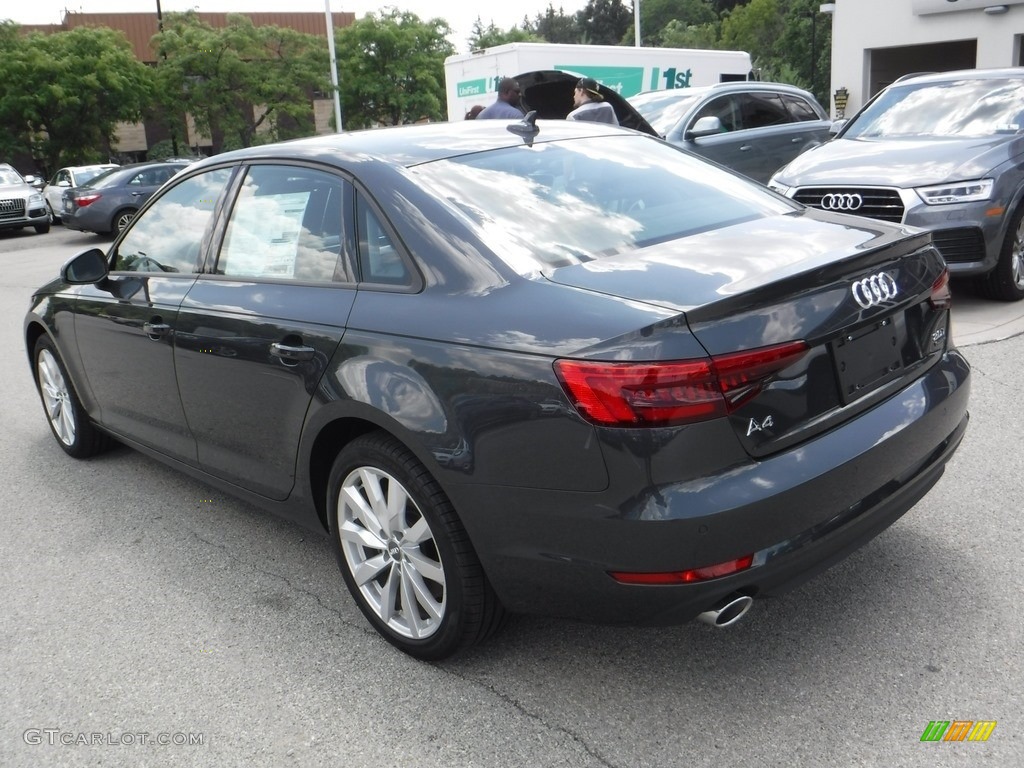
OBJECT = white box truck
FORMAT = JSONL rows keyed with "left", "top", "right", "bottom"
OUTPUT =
{"left": 444, "top": 42, "right": 752, "bottom": 120}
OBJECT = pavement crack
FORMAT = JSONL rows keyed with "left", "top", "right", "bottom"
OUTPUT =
{"left": 430, "top": 665, "right": 623, "bottom": 768}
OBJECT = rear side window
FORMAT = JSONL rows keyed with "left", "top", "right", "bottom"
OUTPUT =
{"left": 217, "top": 165, "right": 356, "bottom": 283}
{"left": 781, "top": 93, "right": 822, "bottom": 122}
{"left": 356, "top": 192, "right": 409, "bottom": 286}
{"left": 736, "top": 92, "right": 792, "bottom": 128}
{"left": 114, "top": 168, "right": 232, "bottom": 273}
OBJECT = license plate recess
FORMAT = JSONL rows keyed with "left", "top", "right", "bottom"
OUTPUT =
{"left": 831, "top": 315, "right": 905, "bottom": 405}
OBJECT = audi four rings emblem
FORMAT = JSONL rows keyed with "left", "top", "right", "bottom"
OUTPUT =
{"left": 852, "top": 273, "right": 898, "bottom": 309}
{"left": 820, "top": 193, "right": 863, "bottom": 211}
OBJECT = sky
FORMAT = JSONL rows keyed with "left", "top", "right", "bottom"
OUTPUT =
{"left": 3, "top": 1, "right": 591, "bottom": 54}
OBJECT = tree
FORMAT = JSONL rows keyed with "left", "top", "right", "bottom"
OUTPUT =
{"left": 527, "top": 5, "right": 582, "bottom": 44}
{"left": 468, "top": 17, "right": 540, "bottom": 50}
{"left": 575, "top": 0, "right": 632, "bottom": 45}
{"left": 335, "top": 9, "right": 454, "bottom": 127}
{"left": 0, "top": 25, "right": 153, "bottom": 173}
{"left": 153, "top": 12, "right": 330, "bottom": 154}
{"left": 624, "top": 0, "right": 718, "bottom": 46}
{"left": 659, "top": 18, "right": 722, "bottom": 49}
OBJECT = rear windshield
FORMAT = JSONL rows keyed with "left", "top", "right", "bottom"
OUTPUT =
{"left": 410, "top": 134, "right": 794, "bottom": 271}
{"left": 77, "top": 167, "right": 114, "bottom": 185}
{"left": 845, "top": 77, "right": 1024, "bottom": 139}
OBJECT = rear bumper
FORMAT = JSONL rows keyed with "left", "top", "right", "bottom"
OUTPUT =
{"left": 450, "top": 348, "right": 970, "bottom": 625}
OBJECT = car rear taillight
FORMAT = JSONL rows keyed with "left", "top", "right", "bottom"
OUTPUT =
{"left": 75, "top": 194, "right": 101, "bottom": 208}
{"left": 930, "top": 268, "right": 952, "bottom": 310}
{"left": 610, "top": 554, "right": 755, "bottom": 585}
{"left": 554, "top": 340, "right": 807, "bottom": 427}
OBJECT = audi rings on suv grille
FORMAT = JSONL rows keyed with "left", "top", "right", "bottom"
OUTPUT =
{"left": 851, "top": 272, "right": 898, "bottom": 309}
{"left": 821, "top": 193, "right": 863, "bottom": 212}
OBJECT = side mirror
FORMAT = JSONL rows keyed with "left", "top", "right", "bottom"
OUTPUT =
{"left": 61, "top": 248, "right": 109, "bottom": 284}
{"left": 686, "top": 116, "right": 725, "bottom": 140}
{"left": 24, "top": 174, "right": 45, "bottom": 190}
{"left": 57, "top": 179, "right": 71, "bottom": 187}
{"left": 828, "top": 119, "right": 848, "bottom": 136}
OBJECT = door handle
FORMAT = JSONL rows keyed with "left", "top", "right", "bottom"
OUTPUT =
{"left": 739, "top": 145, "right": 752, "bottom": 152}
{"left": 270, "top": 342, "right": 315, "bottom": 362}
{"left": 143, "top": 321, "right": 171, "bottom": 339}
{"left": 791, "top": 137, "right": 804, "bottom": 143}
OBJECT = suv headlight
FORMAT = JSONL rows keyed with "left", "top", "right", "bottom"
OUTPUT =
{"left": 915, "top": 179, "right": 993, "bottom": 205}
{"left": 29, "top": 192, "right": 45, "bottom": 206}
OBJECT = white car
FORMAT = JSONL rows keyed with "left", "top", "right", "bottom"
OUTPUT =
{"left": 43, "top": 164, "right": 119, "bottom": 222}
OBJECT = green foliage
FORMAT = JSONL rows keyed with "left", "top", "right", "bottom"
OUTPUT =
{"left": 335, "top": 9, "right": 454, "bottom": 127}
{"left": 625, "top": 0, "right": 718, "bottom": 46}
{"left": 152, "top": 12, "right": 330, "bottom": 153}
{"left": 527, "top": 5, "right": 583, "bottom": 44}
{"left": 658, "top": 18, "right": 722, "bottom": 49}
{"left": 468, "top": 17, "right": 540, "bottom": 50}
{"left": 575, "top": 0, "right": 633, "bottom": 45}
{"left": 0, "top": 25, "right": 154, "bottom": 172}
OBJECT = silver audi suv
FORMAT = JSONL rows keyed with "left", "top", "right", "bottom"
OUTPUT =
{"left": 0, "top": 163, "right": 51, "bottom": 235}
{"left": 769, "top": 68, "right": 1024, "bottom": 301}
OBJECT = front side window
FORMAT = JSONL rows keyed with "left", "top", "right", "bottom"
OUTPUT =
{"left": 693, "top": 96, "right": 740, "bottom": 132}
{"left": 217, "top": 165, "right": 356, "bottom": 283}
{"left": 114, "top": 168, "right": 232, "bottom": 273}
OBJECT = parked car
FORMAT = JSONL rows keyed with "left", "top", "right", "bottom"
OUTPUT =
{"left": 510, "top": 73, "right": 832, "bottom": 184}
{"left": 626, "top": 81, "right": 833, "bottom": 183}
{"left": 0, "top": 163, "right": 51, "bottom": 235}
{"left": 769, "top": 67, "right": 1024, "bottom": 302}
{"left": 62, "top": 160, "right": 193, "bottom": 235}
{"left": 25, "top": 118, "right": 970, "bottom": 660}
{"left": 43, "top": 164, "right": 119, "bottom": 222}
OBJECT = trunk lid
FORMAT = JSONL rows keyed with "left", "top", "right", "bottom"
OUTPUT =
{"left": 545, "top": 208, "right": 951, "bottom": 456}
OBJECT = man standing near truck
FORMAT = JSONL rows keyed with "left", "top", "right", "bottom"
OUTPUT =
{"left": 476, "top": 78, "right": 525, "bottom": 119}
{"left": 567, "top": 78, "right": 619, "bottom": 125}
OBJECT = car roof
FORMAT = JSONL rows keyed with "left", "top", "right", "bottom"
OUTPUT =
{"left": 199, "top": 118, "right": 636, "bottom": 170}
{"left": 631, "top": 81, "right": 817, "bottom": 102}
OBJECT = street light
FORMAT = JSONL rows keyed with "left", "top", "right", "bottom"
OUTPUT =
{"left": 324, "top": 0, "right": 343, "bottom": 132}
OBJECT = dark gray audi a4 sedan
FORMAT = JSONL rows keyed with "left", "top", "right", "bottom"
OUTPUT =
{"left": 25, "top": 117, "right": 971, "bottom": 659}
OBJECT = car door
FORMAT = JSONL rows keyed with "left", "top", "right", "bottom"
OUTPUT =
{"left": 173, "top": 163, "right": 359, "bottom": 500}
{"left": 681, "top": 94, "right": 772, "bottom": 180}
{"left": 46, "top": 169, "right": 71, "bottom": 217}
{"left": 69, "top": 168, "right": 235, "bottom": 462}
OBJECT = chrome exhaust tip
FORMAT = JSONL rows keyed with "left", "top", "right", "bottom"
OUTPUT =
{"left": 697, "top": 594, "right": 754, "bottom": 628}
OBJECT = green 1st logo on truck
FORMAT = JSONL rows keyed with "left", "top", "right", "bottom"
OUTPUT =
{"left": 458, "top": 65, "right": 694, "bottom": 102}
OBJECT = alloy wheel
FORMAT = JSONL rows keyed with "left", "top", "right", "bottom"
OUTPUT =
{"left": 37, "top": 348, "right": 76, "bottom": 446}
{"left": 337, "top": 466, "right": 447, "bottom": 640}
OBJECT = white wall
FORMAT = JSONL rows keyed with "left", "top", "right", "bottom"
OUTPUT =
{"left": 828, "top": 0, "right": 1024, "bottom": 117}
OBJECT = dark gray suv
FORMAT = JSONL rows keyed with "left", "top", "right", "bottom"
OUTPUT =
{"left": 628, "top": 82, "right": 833, "bottom": 184}
{"left": 769, "top": 68, "right": 1024, "bottom": 301}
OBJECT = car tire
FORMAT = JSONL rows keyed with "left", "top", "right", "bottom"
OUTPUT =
{"left": 327, "top": 432, "right": 505, "bottom": 659}
{"left": 34, "top": 220, "right": 51, "bottom": 235}
{"left": 33, "top": 336, "right": 110, "bottom": 458}
{"left": 979, "top": 204, "right": 1024, "bottom": 301}
{"left": 47, "top": 203, "right": 62, "bottom": 224}
{"left": 112, "top": 209, "right": 137, "bottom": 235}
